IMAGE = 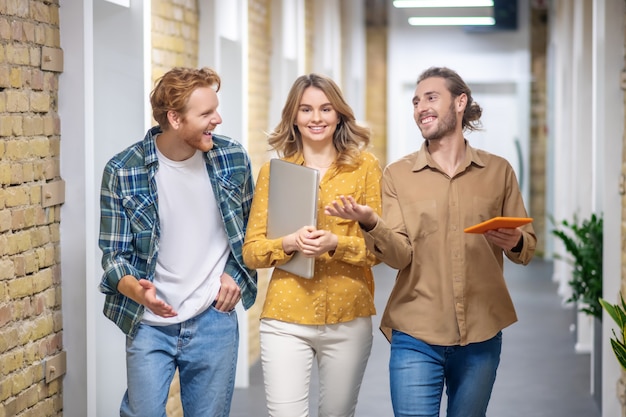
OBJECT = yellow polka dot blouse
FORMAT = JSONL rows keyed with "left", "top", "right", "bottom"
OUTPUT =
{"left": 243, "top": 152, "right": 383, "bottom": 325}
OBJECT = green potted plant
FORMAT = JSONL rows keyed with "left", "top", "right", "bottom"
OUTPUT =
{"left": 551, "top": 213, "right": 603, "bottom": 319}
{"left": 599, "top": 294, "right": 626, "bottom": 369}
{"left": 552, "top": 212, "right": 604, "bottom": 408}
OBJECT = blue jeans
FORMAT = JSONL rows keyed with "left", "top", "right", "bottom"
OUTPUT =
{"left": 120, "top": 306, "right": 239, "bottom": 417}
{"left": 389, "top": 330, "right": 502, "bottom": 417}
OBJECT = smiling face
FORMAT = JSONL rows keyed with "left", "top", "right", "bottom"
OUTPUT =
{"left": 295, "top": 86, "right": 340, "bottom": 146}
{"left": 174, "top": 86, "right": 222, "bottom": 153}
{"left": 412, "top": 76, "right": 463, "bottom": 141}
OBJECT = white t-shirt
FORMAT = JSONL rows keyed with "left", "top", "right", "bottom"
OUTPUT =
{"left": 142, "top": 148, "right": 229, "bottom": 325}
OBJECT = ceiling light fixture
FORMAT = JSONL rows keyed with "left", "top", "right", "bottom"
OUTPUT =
{"left": 394, "top": 0, "right": 494, "bottom": 8}
{"left": 408, "top": 16, "right": 496, "bottom": 26}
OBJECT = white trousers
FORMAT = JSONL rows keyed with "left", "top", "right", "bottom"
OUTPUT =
{"left": 260, "top": 317, "right": 373, "bottom": 417}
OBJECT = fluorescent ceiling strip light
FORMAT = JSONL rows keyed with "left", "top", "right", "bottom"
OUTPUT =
{"left": 408, "top": 16, "right": 495, "bottom": 26}
{"left": 394, "top": 0, "right": 494, "bottom": 8}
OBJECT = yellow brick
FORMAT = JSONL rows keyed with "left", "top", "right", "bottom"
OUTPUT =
{"left": 43, "top": 116, "right": 58, "bottom": 136}
{"left": 13, "top": 254, "right": 25, "bottom": 276}
{"left": 5, "top": 44, "right": 29, "bottom": 65}
{"left": 9, "top": 368, "right": 31, "bottom": 393}
{"left": 49, "top": 223, "right": 59, "bottom": 243}
{"left": 10, "top": 163, "right": 23, "bottom": 185}
{"left": 23, "top": 251, "right": 38, "bottom": 274}
{"left": 22, "top": 207, "right": 35, "bottom": 228}
{"left": 33, "top": 269, "right": 52, "bottom": 294}
{"left": 29, "top": 92, "right": 50, "bottom": 113}
{"left": 0, "top": 257, "right": 14, "bottom": 279}
{"left": 4, "top": 186, "right": 29, "bottom": 207}
{"left": 9, "top": 67, "right": 21, "bottom": 88}
{"left": 0, "top": 92, "right": 6, "bottom": 112}
{"left": 6, "top": 90, "right": 28, "bottom": 112}
{"left": 0, "top": 164, "right": 11, "bottom": 185}
{"left": 5, "top": 141, "right": 26, "bottom": 160}
{"left": 31, "top": 226, "right": 50, "bottom": 247}
{"left": 0, "top": 372, "right": 13, "bottom": 402}
{"left": 11, "top": 208, "right": 25, "bottom": 230}
{"left": 29, "top": 137, "right": 49, "bottom": 157}
{"left": 31, "top": 2, "right": 51, "bottom": 24}
{"left": 43, "top": 26, "right": 60, "bottom": 47}
{"left": 0, "top": 18, "right": 9, "bottom": 41}
{"left": 0, "top": 349, "right": 24, "bottom": 375}
{"left": 28, "top": 315, "right": 54, "bottom": 342}
{"left": 42, "top": 246, "right": 54, "bottom": 268}
{"left": 11, "top": 115, "right": 23, "bottom": 136}
{"left": 8, "top": 275, "right": 33, "bottom": 298}
{"left": 43, "top": 158, "right": 60, "bottom": 179}
{"left": 21, "top": 163, "right": 33, "bottom": 182}
{"left": 10, "top": 231, "right": 32, "bottom": 254}
{"left": 0, "top": 397, "right": 17, "bottom": 416}
{"left": 0, "top": 210, "right": 10, "bottom": 232}
{"left": 15, "top": 383, "right": 39, "bottom": 412}
{"left": 22, "top": 21, "right": 35, "bottom": 43}
{"left": 52, "top": 310, "right": 62, "bottom": 332}
{"left": 42, "top": 287, "right": 56, "bottom": 309}
{"left": 22, "top": 117, "right": 44, "bottom": 136}
{"left": 49, "top": 135, "right": 60, "bottom": 155}
{"left": 0, "top": 115, "right": 12, "bottom": 136}
{"left": 30, "top": 186, "right": 41, "bottom": 206}
{"left": 34, "top": 24, "right": 45, "bottom": 45}
{"left": 34, "top": 248, "right": 45, "bottom": 269}
{"left": 49, "top": 3, "right": 60, "bottom": 26}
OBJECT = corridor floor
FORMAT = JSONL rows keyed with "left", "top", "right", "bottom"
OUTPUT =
{"left": 230, "top": 258, "right": 602, "bottom": 417}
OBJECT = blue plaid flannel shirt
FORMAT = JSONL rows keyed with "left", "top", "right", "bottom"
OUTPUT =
{"left": 98, "top": 126, "right": 257, "bottom": 337}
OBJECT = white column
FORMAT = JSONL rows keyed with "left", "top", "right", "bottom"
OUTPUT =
{"left": 549, "top": 0, "right": 575, "bottom": 301}
{"left": 268, "top": 0, "right": 306, "bottom": 131}
{"left": 340, "top": 0, "right": 366, "bottom": 121}
{"left": 593, "top": 1, "right": 625, "bottom": 415}
{"left": 58, "top": 1, "right": 93, "bottom": 415}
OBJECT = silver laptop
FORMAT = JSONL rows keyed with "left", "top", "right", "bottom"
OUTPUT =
{"left": 267, "top": 159, "right": 319, "bottom": 279}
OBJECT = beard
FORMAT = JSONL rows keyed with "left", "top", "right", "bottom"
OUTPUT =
{"left": 419, "top": 101, "right": 457, "bottom": 141}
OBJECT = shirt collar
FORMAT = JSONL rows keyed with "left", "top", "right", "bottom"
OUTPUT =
{"left": 412, "top": 139, "right": 486, "bottom": 173}
{"left": 143, "top": 125, "right": 162, "bottom": 167}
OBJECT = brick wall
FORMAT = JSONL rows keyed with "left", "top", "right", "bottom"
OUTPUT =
{"left": 304, "top": 0, "right": 315, "bottom": 74}
{"left": 0, "top": 1, "right": 64, "bottom": 416}
{"left": 151, "top": 0, "right": 199, "bottom": 82}
{"left": 365, "top": 26, "right": 388, "bottom": 166}
{"left": 246, "top": 0, "right": 272, "bottom": 366}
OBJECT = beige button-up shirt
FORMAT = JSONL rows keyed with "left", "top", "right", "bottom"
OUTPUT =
{"left": 364, "top": 141, "right": 536, "bottom": 346}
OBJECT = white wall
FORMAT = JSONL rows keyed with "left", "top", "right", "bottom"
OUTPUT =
{"left": 92, "top": 1, "right": 151, "bottom": 416}
{"left": 340, "top": 1, "right": 366, "bottom": 121}
{"left": 386, "top": 0, "right": 531, "bottom": 204}
{"left": 58, "top": 1, "right": 92, "bottom": 415}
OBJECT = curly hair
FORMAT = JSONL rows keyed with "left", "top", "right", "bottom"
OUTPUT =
{"left": 150, "top": 67, "right": 221, "bottom": 130}
{"left": 268, "top": 73, "right": 371, "bottom": 168}
{"left": 417, "top": 67, "right": 482, "bottom": 132}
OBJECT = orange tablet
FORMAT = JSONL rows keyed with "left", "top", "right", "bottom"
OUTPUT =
{"left": 464, "top": 217, "right": 533, "bottom": 234}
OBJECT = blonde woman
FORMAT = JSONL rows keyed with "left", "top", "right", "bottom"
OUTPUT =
{"left": 243, "top": 73, "right": 382, "bottom": 417}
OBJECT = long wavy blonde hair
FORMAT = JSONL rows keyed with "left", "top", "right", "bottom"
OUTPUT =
{"left": 268, "top": 73, "right": 371, "bottom": 168}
